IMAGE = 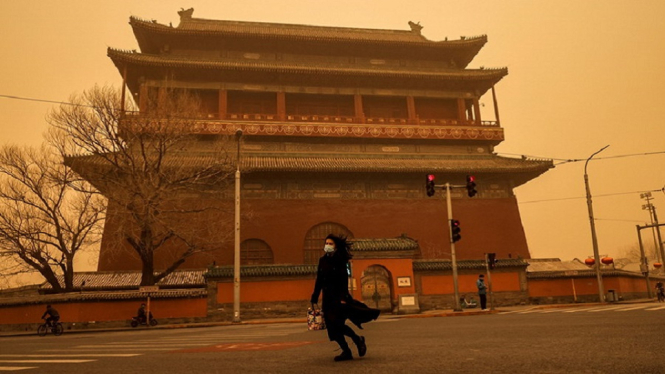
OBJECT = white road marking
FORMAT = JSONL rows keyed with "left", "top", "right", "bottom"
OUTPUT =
{"left": 614, "top": 305, "right": 651, "bottom": 312}
{"left": 40, "top": 348, "right": 174, "bottom": 352}
{"left": 0, "top": 368, "right": 37, "bottom": 372}
{"left": 0, "top": 360, "right": 95, "bottom": 364}
{"left": 74, "top": 344, "right": 209, "bottom": 348}
{"left": 587, "top": 306, "right": 629, "bottom": 312}
{"left": 564, "top": 307, "right": 605, "bottom": 313}
{"left": 499, "top": 307, "right": 539, "bottom": 314}
{"left": 645, "top": 305, "right": 665, "bottom": 311}
{"left": 539, "top": 308, "right": 581, "bottom": 313}
{"left": 0, "top": 354, "right": 141, "bottom": 358}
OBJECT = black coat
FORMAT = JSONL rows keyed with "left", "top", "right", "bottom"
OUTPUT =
{"left": 311, "top": 254, "right": 380, "bottom": 340}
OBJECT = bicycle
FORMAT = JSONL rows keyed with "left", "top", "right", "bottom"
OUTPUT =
{"left": 38, "top": 319, "right": 64, "bottom": 336}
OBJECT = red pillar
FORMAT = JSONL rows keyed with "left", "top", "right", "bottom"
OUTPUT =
{"left": 277, "top": 92, "right": 286, "bottom": 121}
{"left": 218, "top": 89, "right": 227, "bottom": 120}
{"left": 406, "top": 96, "right": 417, "bottom": 124}
{"left": 354, "top": 94, "right": 365, "bottom": 123}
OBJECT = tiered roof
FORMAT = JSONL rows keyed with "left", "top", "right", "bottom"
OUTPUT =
{"left": 129, "top": 8, "right": 487, "bottom": 67}
{"left": 65, "top": 153, "right": 552, "bottom": 188}
{"left": 109, "top": 9, "right": 506, "bottom": 97}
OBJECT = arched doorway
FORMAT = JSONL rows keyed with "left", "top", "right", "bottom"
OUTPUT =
{"left": 303, "top": 222, "right": 353, "bottom": 264}
{"left": 361, "top": 265, "right": 393, "bottom": 312}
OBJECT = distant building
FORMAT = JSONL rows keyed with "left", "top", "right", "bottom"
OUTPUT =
{"left": 70, "top": 9, "right": 553, "bottom": 313}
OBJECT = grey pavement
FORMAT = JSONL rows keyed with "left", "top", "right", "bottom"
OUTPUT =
{"left": 1, "top": 298, "right": 656, "bottom": 338}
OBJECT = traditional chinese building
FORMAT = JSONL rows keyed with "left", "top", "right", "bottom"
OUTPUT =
{"left": 86, "top": 9, "right": 553, "bottom": 313}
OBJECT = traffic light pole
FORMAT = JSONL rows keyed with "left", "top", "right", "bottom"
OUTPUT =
{"left": 445, "top": 183, "right": 463, "bottom": 312}
{"left": 636, "top": 225, "right": 653, "bottom": 298}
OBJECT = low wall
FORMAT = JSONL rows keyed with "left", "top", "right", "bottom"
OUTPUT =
{"left": 527, "top": 273, "right": 663, "bottom": 304}
{"left": 0, "top": 290, "right": 207, "bottom": 332}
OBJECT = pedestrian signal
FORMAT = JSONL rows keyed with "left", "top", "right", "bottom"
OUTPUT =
{"left": 466, "top": 175, "right": 477, "bottom": 197}
{"left": 426, "top": 174, "right": 436, "bottom": 197}
{"left": 450, "top": 219, "right": 461, "bottom": 243}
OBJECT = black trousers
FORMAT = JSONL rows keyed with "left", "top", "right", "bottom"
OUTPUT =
{"left": 479, "top": 294, "right": 487, "bottom": 309}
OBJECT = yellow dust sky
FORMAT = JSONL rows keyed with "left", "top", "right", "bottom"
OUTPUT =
{"left": 1, "top": 1, "right": 664, "bottom": 283}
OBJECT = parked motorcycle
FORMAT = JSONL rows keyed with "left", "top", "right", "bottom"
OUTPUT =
{"left": 130, "top": 313, "right": 158, "bottom": 327}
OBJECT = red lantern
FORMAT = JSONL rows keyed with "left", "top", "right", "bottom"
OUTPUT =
{"left": 601, "top": 257, "right": 614, "bottom": 265}
{"left": 654, "top": 263, "right": 663, "bottom": 269}
{"left": 584, "top": 258, "right": 595, "bottom": 266}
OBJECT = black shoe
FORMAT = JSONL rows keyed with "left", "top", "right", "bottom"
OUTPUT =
{"left": 334, "top": 350, "right": 353, "bottom": 362}
{"left": 355, "top": 336, "right": 367, "bottom": 357}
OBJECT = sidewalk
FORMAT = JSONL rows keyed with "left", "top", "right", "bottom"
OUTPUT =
{"left": 1, "top": 298, "right": 656, "bottom": 338}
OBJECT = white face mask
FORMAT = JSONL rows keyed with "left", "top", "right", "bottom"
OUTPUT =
{"left": 324, "top": 244, "right": 335, "bottom": 253}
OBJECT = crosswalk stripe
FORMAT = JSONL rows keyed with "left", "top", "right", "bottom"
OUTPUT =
{"left": 0, "top": 368, "right": 37, "bottom": 372}
{"left": 645, "top": 305, "right": 665, "bottom": 311}
{"left": 75, "top": 344, "right": 209, "bottom": 348}
{"left": 539, "top": 308, "right": 580, "bottom": 313}
{"left": 587, "top": 306, "right": 628, "bottom": 312}
{"left": 41, "top": 348, "right": 174, "bottom": 352}
{"left": 0, "top": 360, "right": 95, "bottom": 364}
{"left": 564, "top": 307, "right": 603, "bottom": 313}
{"left": 0, "top": 354, "right": 141, "bottom": 358}
{"left": 614, "top": 306, "right": 651, "bottom": 312}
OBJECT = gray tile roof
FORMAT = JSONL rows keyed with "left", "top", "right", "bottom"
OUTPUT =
{"left": 351, "top": 237, "right": 419, "bottom": 252}
{"left": 205, "top": 264, "right": 317, "bottom": 278}
{"left": 413, "top": 258, "right": 528, "bottom": 271}
{"left": 66, "top": 153, "right": 553, "bottom": 175}
{"left": 108, "top": 48, "right": 506, "bottom": 81}
{"left": 129, "top": 15, "right": 486, "bottom": 46}
{"left": 0, "top": 289, "right": 206, "bottom": 307}
{"left": 40, "top": 270, "right": 206, "bottom": 290}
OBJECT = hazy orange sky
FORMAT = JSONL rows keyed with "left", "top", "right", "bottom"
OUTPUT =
{"left": 1, "top": 1, "right": 664, "bottom": 278}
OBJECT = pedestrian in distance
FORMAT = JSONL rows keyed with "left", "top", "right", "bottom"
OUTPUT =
{"left": 311, "top": 234, "right": 380, "bottom": 362}
{"left": 656, "top": 281, "right": 664, "bottom": 302}
{"left": 477, "top": 274, "right": 488, "bottom": 310}
{"left": 41, "top": 304, "right": 60, "bottom": 326}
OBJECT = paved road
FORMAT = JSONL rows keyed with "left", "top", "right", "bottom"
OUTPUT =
{"left": 1, "top": 302, "right": 664, "bottom": 373}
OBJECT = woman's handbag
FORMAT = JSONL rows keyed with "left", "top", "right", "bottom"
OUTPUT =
{"left": 307, "top": 304, "right": 326, "bottom": 330}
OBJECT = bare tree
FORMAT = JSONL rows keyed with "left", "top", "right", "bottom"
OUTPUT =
{"left": 620, "top": 242, "right": 659, "bottom": 264}
{"left": 0, "top": 144, "right": 105, "bottom": 292}
{"left": 48, "top": 85, "right": 235, "bottom": 285}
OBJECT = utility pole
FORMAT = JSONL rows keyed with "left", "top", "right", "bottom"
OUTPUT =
{"left": 233, "top": 129, "right": 243, "bottom": 323}
{"left": 426, "top": 174, "right": 476, "bottom": 312}
{"left": 584, "top": 145, "right": 608, "bottom": 303}
{"left": 637, "top": 225, "right": 653, "bottom": 298}
{"left": 641, "top": 192, "right": 664, "bottom": 264}
{"left": 445, "top": 183, "right": 462, "bottom": 312}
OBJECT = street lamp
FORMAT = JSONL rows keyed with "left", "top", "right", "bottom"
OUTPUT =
{"left": 233, "top": 129, "right": 243, "bottom": 323}
{"left": 584, "top": 145, "right": 608, "bottom": 303}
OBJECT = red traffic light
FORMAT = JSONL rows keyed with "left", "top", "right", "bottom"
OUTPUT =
{"left": 426, "top": 174, "right": 436, "bottom": 197}
{"left": 466, "top": 175, "right": 477, "bottom": 198}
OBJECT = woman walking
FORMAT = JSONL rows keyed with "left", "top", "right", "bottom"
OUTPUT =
{"left": 311, "top": 234, "right": 380, "bottom": 361}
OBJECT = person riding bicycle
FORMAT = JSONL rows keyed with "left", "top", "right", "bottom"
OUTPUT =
{"left": 137, "top": 303, "right": 154, "bottom": 323}
{"left": 137, "top": 303, "right": 147, "bottom": 323}
{"left": 41, "top": 305, "right": 60, "bottom": 326}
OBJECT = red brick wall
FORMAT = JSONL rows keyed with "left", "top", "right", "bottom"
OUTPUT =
{"left": 528, "top": 276, "right": 653, "bottom": 298}
{"left": 216, "top": 279, "right": 314, "bottom": 303}
{"left": 0, "top": 298, "right": 207, "bottom": 325}
{"left": 421, "top": 271, "right": 522, "bottom": 295}
{"left": 99, "top": 197, "right": 530, "bottom": 271}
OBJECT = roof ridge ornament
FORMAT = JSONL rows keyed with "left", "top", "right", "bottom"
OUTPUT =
{"left": 178, "top": 7, "right": 194, "bottom": 20}
{"left": 408, "top": 21, "right": 423, "bottom": 35}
